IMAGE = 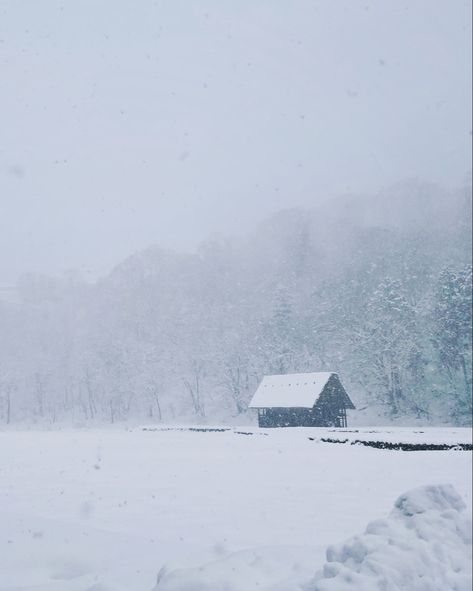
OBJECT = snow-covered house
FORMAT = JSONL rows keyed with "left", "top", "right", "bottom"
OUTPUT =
{"left": 249, "top": 372, "right": 355, "bottom": 428}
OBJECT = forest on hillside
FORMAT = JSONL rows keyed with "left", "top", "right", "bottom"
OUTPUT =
{"left": 0, "top": 180, "right": 471, "bottom": 426}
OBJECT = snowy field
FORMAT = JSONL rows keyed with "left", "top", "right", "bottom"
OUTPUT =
{"left": 0, "top": 428, "right": 471, "bottom": 590}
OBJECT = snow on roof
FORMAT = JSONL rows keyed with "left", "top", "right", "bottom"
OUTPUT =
{"left": 248, "top": 372, "right": 336, "bottom": 409}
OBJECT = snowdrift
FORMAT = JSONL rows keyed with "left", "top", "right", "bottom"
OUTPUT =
{"left": 311, "top": 483, "right": 472, "bottom": 591}
{"left": 152, "top": 484, "right": 472, "bottom": 591}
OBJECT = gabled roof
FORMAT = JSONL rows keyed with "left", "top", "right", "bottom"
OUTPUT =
{"left": 249, "top": 372, "right": 338, "bottom": 409}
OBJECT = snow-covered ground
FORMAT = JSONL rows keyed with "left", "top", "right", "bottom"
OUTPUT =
{"left": 154, "top": 483, "right": 472, "bottom": 591}
{"left": 0, "top": 428, "right": 471, "bottom": 590}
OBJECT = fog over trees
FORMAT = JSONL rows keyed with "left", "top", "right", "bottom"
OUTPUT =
{"left": 0, "top": 180, "right": 471, "bottom": 426}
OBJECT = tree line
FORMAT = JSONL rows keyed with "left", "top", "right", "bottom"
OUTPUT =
{"left": 0, "top": 181, "right": 471, "bottom": 425}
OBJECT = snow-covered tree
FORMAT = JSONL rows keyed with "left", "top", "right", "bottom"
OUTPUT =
{"left": 431, "top": 267, "right": 472, "bottom": 423}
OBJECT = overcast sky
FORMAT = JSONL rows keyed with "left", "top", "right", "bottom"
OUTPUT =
{"left": 0, "top": 0, "right": 471, "bottom": 284}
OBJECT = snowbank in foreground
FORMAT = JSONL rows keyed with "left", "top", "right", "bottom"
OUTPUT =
{"left": 152, "top": 484, "right": 472, "bottom": 591}
{"left": 310, "top": 483, "right": 472, "bottom": 591}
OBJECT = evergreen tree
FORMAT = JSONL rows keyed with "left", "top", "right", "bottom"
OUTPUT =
{"left": 259, "top": 286, "right": 301, "bottom": 375}
{"left": 432, "top": 267, "right": 472, "bottom": 423}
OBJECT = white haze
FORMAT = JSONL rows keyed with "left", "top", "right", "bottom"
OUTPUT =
{"left": 0, "top": 0, "right": 471, "bottom": 283}
{"left": 0, "top": 5, "right": 472, "bottom": 589}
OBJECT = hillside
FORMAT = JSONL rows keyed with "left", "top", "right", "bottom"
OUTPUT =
{"left": 0, "top": 181, "right": 471, "bottom": 425}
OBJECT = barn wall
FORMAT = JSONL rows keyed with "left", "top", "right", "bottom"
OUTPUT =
{"left": 258, "top": 408, "right": 323, "bottom": 428}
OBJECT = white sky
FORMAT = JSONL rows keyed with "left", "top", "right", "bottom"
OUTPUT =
{"left": 0, "top": 0, "right": 471, "bottom": 283}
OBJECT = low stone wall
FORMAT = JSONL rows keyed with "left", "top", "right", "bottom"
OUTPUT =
{"left": 314, "top": 436, "right": 473, "bottom": 451}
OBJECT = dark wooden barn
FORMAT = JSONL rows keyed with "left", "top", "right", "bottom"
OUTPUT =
{"left": 249, "top": 372, "right": 355, "bottom": 428}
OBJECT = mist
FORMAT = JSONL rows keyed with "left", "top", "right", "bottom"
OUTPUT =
{"left": 1, "top": 4, "right": 472, "bottom": 590}
{"left": 1, "top": 0, "right": 471, "bottom": 284}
